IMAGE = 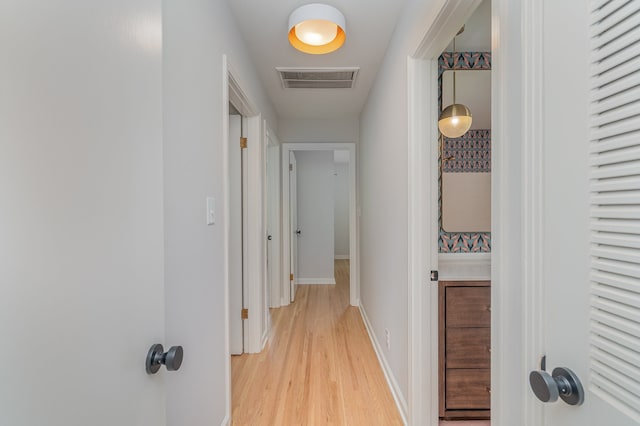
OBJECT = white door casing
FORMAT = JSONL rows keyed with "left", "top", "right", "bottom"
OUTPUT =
{"left": 406, "top": 0, "right": 483, "bottom": 424}
{"left": 229, "top": 114, "right": 244, "bottom": 355}
{"left": 223, "top": 57, "right": 268, "bottom": 419}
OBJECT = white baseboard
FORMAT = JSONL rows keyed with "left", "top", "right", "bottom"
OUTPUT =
{"left": 261, "top": 322, "right": 269, "bottom": 351}
{"left": 359, "top": 305, "right": 409, "bottom": 425}
{"left": 297, "top": 277, "right": 336, "bottom": 285}
{"left": 334, "top": 254, "right": 350, "bottom": 260}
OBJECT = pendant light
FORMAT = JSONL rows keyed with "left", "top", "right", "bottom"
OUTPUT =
{"left": 288, "top": 4, "right": 346, "bottom": 55}
{"left": 438, "top": 28, "right": 472, "bottom": 138}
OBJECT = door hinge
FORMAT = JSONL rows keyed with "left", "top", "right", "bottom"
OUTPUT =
{"left": 289, "top": 163, "right": 293, "bottom": 171}
{"left": 240, "top": 137, "right": 247, "bottom": 149}
{"left": 290, "top": 273, "right": 294, "bottom": 281}
{"left": 241, "top": 308, "right": 248, "bottom": 319}
{"left": 430, "top": 270, "right": 439, "bottom": 282}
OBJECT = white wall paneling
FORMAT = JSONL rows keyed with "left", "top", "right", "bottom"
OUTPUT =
{"left": 281, "top": 143, "right": 358, "bottom": 306}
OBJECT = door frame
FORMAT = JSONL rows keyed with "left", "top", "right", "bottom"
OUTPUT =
{"left": 405, "top": 0, "right": 536, "bottom": 423}
{"left": 222, "top": 55, "right": 268, "bottom": 421}
{"left": 408, "top": 0, "right": 540, "bottom": 423}
{"left": 281, "top": 142, "right": 359, "bottom": 306}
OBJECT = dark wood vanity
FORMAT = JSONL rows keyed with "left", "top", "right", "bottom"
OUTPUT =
{"left": 439, "top": 280, "right": 491, "bottom": 420}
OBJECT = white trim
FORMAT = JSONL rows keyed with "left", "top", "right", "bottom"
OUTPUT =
{"left": 223, "top": 55, "right": 266, "bottom": 423}
{"left": 222, "top": 54, "right": 231, "bottom": 426}
{"left": 261, "top": 325, "right": 269, "bottom": 351}
{"left": 521, "top": 0, "right": 544, "bottom": 423}
{"left": 221, "top": 415, "right": 230, "bottom": 426}
{"left": 406, "top": 1, "right": 482, "bottom": 424}
{"left": 359, "top": 305, "right": 408, "bottom": 425}
{"left": 297, "top": 277, "right": 336, "bottom": 285}
{"left": 281, "top": 142, "right": 359, "bottom": 307}
{"left": 334, "top": 255, "right": 350, "bottom": 260}
{"left": 491, "top": 0, "right": 531, "bottom": 424}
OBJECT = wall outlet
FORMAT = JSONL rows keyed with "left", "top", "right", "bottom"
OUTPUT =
{"left": 385, "top": 328, "right": 390, "bottom": 350}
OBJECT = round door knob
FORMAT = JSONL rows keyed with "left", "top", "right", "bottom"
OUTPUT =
{"left": 529, "top": 367, "right": 584, "bottom": 406}
{"left": 529, "top": 370, "right": 559, "bottom": 402}
{"left": 146, "top": 344, "right": 184, "bottom": 374}
{"left": 164, "top": 346, "right": 184, "bottom": 371}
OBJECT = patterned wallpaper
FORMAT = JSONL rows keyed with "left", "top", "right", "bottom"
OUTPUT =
{"left": 438, "top": 52, "right": 492, "bottom": 253}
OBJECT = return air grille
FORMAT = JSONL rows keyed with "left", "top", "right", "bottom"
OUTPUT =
{"left": 589, "top": 0, "right": 640, "bottom": 422}
{"left": 276, "top": 67, "right": 359, "bottom": 89}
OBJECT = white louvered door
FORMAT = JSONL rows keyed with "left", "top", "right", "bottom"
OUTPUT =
{"left": 540, "top": 1, "right": 640, "bottom": 425}
{"left": 587, "top": 0, "right": 640, "bottom": 423}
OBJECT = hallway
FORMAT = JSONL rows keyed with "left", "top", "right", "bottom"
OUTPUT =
{"left": 231, "top": 260, "right": 403, "bottom": 425}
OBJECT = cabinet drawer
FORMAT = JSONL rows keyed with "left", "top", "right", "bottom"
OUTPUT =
{"left": 446, "top": 287, "right": 491, "bottom": 327}
{"left": 446, "top": 327, "right": 490, "bottom": 368}
{"left": 445, "top": 369, "right": 490, "bottom": 409}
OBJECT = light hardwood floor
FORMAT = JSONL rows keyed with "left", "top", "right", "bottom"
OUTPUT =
{"left": 231, "top": 260, "right": 403, "bottom": 425}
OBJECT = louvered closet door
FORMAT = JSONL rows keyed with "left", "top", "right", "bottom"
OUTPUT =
{"left": 540, "top": 0, "right": 640, "bottom": 425}
{"left": 587, "top": 0, "right": 640, "bottom": 423}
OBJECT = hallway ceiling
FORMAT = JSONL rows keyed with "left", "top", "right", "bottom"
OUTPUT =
{"left": 227, "top": 0, "right": 405, "bottom": 119}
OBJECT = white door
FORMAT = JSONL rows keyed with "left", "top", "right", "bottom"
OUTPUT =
{"left": 266, "top": 142, "right": 281, "bottom": 308}
{"left": 0, "top": 1, "right": 166, "bottom": 424}
{"left": 532, "top": 1, "right": 640, "bottom": 424}
{"left": 229, "top": 113, "right": 244, "bottom": 355}
{"left": 289, "top": 151, "right": 299, "bottom": 302}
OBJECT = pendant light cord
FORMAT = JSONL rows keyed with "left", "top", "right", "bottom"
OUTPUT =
{"left": 452, "top": 36, "right": 456, "bottom": 104}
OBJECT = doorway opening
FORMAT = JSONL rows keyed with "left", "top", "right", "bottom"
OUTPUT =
{"left": 281, "top": 143, "right": 358, "bottom": 307}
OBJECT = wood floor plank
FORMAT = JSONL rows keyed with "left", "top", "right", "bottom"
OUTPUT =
{"left": 231, "top": 260, "right": 403, "bottom": 425}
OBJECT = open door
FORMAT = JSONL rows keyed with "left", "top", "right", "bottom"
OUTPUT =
{"left": 289, "top": 151, "right": 299, "bottom": 302}
{"left": 2, "top": 1, "right": 167, "bottom": 423}
{"left": 525, "top": 2, "right": 640, "bottom": 425}
{"left": 266, "top": 130, "right": 281, "bottom": 308}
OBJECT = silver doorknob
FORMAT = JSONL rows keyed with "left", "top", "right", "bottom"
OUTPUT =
{"left": 146, "top": 344, "right": 184, "bottom": 374}
{"left": 529, "top": 367, "right": 584, "bottom": 406}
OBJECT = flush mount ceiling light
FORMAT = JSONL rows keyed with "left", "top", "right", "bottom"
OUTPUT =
{"left": 288, "top": 3, "right": 346, "bottom": 55}
{"left": 438, "top": 27, "right": 473, "bottom": 138}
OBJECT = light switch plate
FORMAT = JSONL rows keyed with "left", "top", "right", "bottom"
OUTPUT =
{"left": 206, "top": 197, "right": 215, "bottom": 225}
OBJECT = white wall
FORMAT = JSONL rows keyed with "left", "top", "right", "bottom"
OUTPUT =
{"left": 163, "top": 0, "right": 276, "bottom": 424}
{"left": 278, "top": 117, "right": 359, "bottom": 143}
{"left": 358, "top": 0, "right": 453, "bottom": 407}
{"left": 295, "top": 151, "right": 335, "bottom": 283}
{"left": 334, "top": 161, "right": 350, "bottom": 258}
{"left": 0, "top": 1, "right": 165, "bottom": 424}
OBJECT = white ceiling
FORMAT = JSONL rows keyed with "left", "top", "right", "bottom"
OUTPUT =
{"left": 227, "top": 0, "right": 491, "bottom": 120}
{"left": 227, "top": 0, "right": 405, "bottom": 119}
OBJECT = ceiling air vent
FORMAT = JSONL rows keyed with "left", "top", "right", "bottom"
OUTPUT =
{"left": 276, "top": 67, "right": 359, "bottom": 89}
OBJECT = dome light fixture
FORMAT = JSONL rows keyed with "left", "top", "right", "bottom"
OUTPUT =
{"left": 438, "top": 27, "right": 473, "bottom": 138}
{"left": 288, "top": 4, "right": 346, "bottom": 55}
